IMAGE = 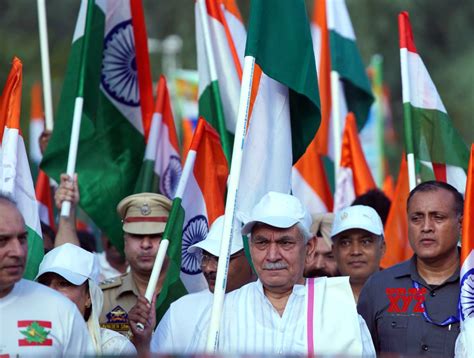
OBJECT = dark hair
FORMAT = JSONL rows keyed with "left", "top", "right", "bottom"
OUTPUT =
{"left": 352, "top": 189, "right": 391, "bottom": 225}
{"left": 407, "top": 181, "right": 464, "bottom": 216}
{"left": 77, "top": 230, "right": 97, "bottom": 253}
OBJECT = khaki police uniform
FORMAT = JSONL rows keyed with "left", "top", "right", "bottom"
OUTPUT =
{"left": 99, "top": 192, "right": 172, "bottom": 336}
{"left": 99, "top": 272, "right": 140, "bottom": 336}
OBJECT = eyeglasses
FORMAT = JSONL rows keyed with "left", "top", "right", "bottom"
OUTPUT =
{"left": 200, "top": 250, "right": 245, "bottom": 266}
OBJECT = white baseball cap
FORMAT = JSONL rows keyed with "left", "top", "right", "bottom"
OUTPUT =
{"left": 35, "top": 243, "right": 99, "bottom": 285}
{"left": 331, "top": 205, "right": 384, "bottom": 239}
{"left": 188, "top": 215, "right": 243, "bottom": 256}
{"left": 240, "top": 192, "right": 312, "bottom": 235}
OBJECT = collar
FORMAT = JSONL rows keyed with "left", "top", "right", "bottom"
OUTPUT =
{"left": 256, "top": 279, "right": 306, "bottom": 297}
{"left": 394, "top": 254, "right": 460, "bottom": 286}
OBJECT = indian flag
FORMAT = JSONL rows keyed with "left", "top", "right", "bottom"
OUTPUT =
{"left": 35, "top": 170, "right": 55, "bottom": 230}
{"left": 29, "top": 83, "right": 44, "bottom": 166}
{"left": 460, "top": 144, "right": 474, "bottom": 322}
{"left": 135, "top": 76, "right": 182, "bottom": 199}
{"left": 156, "top": 117, "right": 228, "bottom": 321}
{"left": 399, "top": 11, "right": 469, "bottom": 193}
{"left": 237, "top": 0, "right": 321, "bottom": 216}
{"left": 41, "top": 0, "right": 153, "bottom": 253}
{"left": 195, "top": 0, "right": 245, "bottom": 162}
{"left": 0, "top": 57, "right": 43, "bottom": 279}
{"left": 333, "top": 113, "right": 376, "bottom": 211}
{"left": 312, "top": 0, "right": 373, "bottom": 162}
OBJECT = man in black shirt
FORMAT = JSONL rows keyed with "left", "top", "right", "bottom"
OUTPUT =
{"left": 358, "top": 181, "right": 463, "bottom": 356}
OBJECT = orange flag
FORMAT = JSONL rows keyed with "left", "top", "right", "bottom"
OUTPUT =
{"left": 381, "top": 154, "right": 413, "bottom": 268}
{"left": 334, "top": 112, "right": 376, "bottom": 210}
{"left": 460, "top": 144, "right": 474, "bottom": 321}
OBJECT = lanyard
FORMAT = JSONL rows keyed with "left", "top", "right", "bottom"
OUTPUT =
{"left": 412, "top": 281, "right": 459, "bottom": 326}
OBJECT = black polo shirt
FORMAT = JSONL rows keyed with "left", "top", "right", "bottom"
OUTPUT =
{"left": 357, "top": 256, "right": 460, "bottom": 356}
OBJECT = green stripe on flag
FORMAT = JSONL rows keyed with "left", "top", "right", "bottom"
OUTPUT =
{"left": 156, "top": 197, "right": 188, "bottom": 322}
{"left": 24, "top": 227, "right": 44, "bottom": 280}
{"left": 405, "top": 103, "right": 469, "bottom": 170}
{"left": 134, "top": 159, "right": 160, "bottom": 194}
{"left": 245, "top": 0, "right": 321, "bottom": 163}
{"left": 198, "top": 81, "right": 233, "bottom": 163}
{"left": 329, "top": 31, "right": 373, "bottom": 129}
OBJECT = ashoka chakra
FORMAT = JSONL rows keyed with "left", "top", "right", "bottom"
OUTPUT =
{"left": 181, "top": 215, "right": 208, "bottom": 275}
{"left": 101, "top": 19, "right": 139, "bottom": 107}
{"left": 161, "top": 156, "right": 182, "bottom": 199}
{"left": 460, "top": 269, "right": 474, "bottom": 320}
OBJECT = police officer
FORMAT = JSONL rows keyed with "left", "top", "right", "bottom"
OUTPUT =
{"left": 98, "top": 193, "right": 172, "bottom": 335}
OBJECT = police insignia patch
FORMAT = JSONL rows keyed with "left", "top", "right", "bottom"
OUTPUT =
{"left": 106, "top": 306, "right": 128, "bottom": 324}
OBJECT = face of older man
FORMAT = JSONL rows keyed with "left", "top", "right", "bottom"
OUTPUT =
{"left": 407, "top": 189, "right": 462, "bottom": 263}
{"left": 332, "top": 229, "right": 385, "bottom": 285}
{"left": 0, "top": 200, "right": 28, "bottom": 298}
{"left": 250, "top": 223, "right": 314, "bottom": 294}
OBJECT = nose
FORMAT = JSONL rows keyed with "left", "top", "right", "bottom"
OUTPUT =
{"left": 349, "top": 241, "right": 362, "bottom": 256}
{"left": 8, "top": 237, "right": 24, "bottom": 257}
{"left": 140, "top": 236, "right": 153, "bottom": 249}
{"left": 314, "top": 254, "right": 325, "bottom": 269}
{"left": 266, "top": 242, "right": 281, "bottom": 262}
{"left": 202, "top": 259, "right": 217, "bottom": 275}
{"left": 421, "top": 217, "right": 434, "bottom": 232}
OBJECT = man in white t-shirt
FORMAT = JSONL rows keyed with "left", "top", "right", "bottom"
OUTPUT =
{"left": 0, "top": 194, "right": 93, "bottom": 356}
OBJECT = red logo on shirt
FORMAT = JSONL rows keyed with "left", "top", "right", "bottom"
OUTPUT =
{"left": 386, "top": 288, "right": 426, "bottom": 313}
{"left": 17, "top": 320, "right": 53, "bottom": 346}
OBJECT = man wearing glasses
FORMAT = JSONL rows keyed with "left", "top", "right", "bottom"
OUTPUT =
{"left": 149, "top": 215, "right": 255, "bottom": 353}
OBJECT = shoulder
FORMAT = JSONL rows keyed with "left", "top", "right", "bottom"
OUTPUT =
{"left": 170, "top": 289, "right": 212, "bottom": 310}
{"left": 364, "top": 259, "right": 411, "bottom": 289}
{"left": 20, "top": 280, "right": 78, "bottom": 307}
{"left": 100, "top": 328, "right": 137, "bottom": 355}
{"left": 100, "top": 273, "right": 126, "bottom": 291}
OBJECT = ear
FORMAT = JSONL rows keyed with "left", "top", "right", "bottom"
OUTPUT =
{"left": 380, "top": 238, "right": 387, "bottom": 258}
{"left": 305, "top": 236, "right": 317, "bottom": 264}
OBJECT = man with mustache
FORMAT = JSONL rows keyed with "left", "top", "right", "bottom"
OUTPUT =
{"left": 358, "top": 181, "right": 463, "bottom": 356}
{"left": 304, "top": 213, "right": 339, "bottom": 278}
{"left": 0, "top": 195, "right": 93, "bottom": 355}
{"left": 181, "top": 192, "right": 373, "bottom": 355}
{"left": 53, "top": 175, "right": 172, "bottom": 338}
{"left": 331, "top": 205, "right": 386, "bottom": 302}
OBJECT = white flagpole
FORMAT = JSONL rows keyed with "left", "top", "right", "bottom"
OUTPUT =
{"left": 205, "top": 55, "right": 255, "bottom": 353}
{"left": 37, "top": 0, "right": 54, "bottom": 131}
{"left": 330, "top": 71, "right": 342, "bottom": 181}
{"left": 400, "top": 47, "right": 417, "bottom": 191}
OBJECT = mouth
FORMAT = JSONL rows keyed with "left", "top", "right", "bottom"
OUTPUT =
{"left": 138, "top": 255, "right": 155, "bottom": 262}
{"left": 348, "top": 261, "right": 366, "bottom": 268}
{"left": 3, "top": 264, "right": 24, "bottom": 274}
{"left": 419, "top": 238, "right": 436, "bottom": 246}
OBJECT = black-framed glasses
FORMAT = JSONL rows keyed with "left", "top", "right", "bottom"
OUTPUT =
{"left": 200, "top": 250, "right": 245, "bottom": 266}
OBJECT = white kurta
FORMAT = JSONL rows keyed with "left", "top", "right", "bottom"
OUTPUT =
{"left": 0, "top": 279, "right": 93, "bottom": 356}
{"left": 153, "top": 278, "right": 374, "bottom": 356}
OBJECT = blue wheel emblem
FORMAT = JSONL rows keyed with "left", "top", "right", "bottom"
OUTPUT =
{"left": 181, "top": 215, "right": 208, "bottom": 275}
{"left": 161, "top": 156, "right": 182, "bottom": 199}
{"left": 460, "top": 269, "right": 474, "bottom": 320}
{"left": 101, "top": 20, "right": 139, "bottom": 107}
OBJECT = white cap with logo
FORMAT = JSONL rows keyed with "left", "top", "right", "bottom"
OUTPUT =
{"left": 331, "top": 205, "right": 384, "bottom": 239}
{"left": 239, "top": 191, "right": 312, "bottom": 236}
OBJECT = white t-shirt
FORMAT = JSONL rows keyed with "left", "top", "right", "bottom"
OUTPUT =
{"left": 0, "top": 279, "right": 94, "bottom": 356}
{"left": 151, "top": 289, "right": 212, "bottom": 354}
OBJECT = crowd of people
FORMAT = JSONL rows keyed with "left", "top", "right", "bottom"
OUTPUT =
{"left": 0, "top": 167, "right": 470, "bottom": 356}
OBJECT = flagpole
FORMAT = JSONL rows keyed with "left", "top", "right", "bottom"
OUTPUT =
{"left": 197, "top": 0, "right": 232, "bottom": 163}
{"left": 330, "top": 71, "right": 342, "bottom": 182}
{"left": 61, "top": 0, "right": 92, "bottom": 217}
{"left": 206, "top": 55, "right": 255, "bottom": 353}
{"left": 372, "top": 55, "right": 385, "bottom": 187}
{"left": 399, "top": 14, "right": 417, "bottom": 191}
{"left": 37, "top": 0, "right": 54, "bottom": 131}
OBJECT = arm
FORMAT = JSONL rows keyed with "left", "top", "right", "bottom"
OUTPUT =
{"left": 54, "top": 173, "right": 80, "bottom": 247}
{"left": 357, "top": 276, "right": 379, "bottom": 351}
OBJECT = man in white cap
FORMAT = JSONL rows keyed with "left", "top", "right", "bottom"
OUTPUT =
{"left": 183, "top": 192, "right": 374, "bottom": 355}
{"left": 36, "top": 243, "right": 136, "bottom": 355}
{"left": 133, "top": 215, "right": 256, "bottom": 354}
{"left": 331, "top": 205, "right": 386, "bottom": 302}
{"left": 0, "top": 195, "right": 93, "bottom": 356}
